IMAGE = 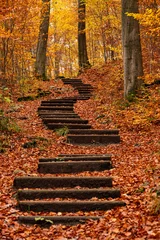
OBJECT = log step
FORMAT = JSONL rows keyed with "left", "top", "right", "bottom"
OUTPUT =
{"left": 41, "top": 99, "right": 77, "bottom": 103}
{"left": 40, "top": 115, "right": 80, "bottom": 119}
{"left": 62, "top": 81, "right": 83, "bottom": 84}
{"left": 38, "top": 161, "right": 112, "bottom": 173}
{"left": 41, "top": 102, "right": 74, "bottom": 106}
{"left": 47, "top": 123, "right": 92, "bottom": 130}
{"left": 18, "top": 200, "right": 126, "bottom": 212}
{"left": 14, "top": 177, "right": 113, "bottom": 189}
{"left": 17, "top": 188, "right": 120, "bottom": 200}
{"left": 62, "top": 79, "right": 82, "bottom": 83}
{"left": 43, "top": 118, "right": 88, "bottom": 124}
{"left": 18, "top": 216, "right": 100, "bottom": 226}
{"left": 67, "top": 134, "right": 120, "bottom": 145}
{"left": 39, "top": 155, "right": 112, "bottom": 162}
{"left": 77, "top": 87, "right": 93, "bottom": 90}
{"left": 38, "top": 111, "right": 77, "bottom": 116}
{"left": 78, "top": 90, "right": 92, "bottom": 92}
{"left": 74, "top": 84, "right": 93, "bottom": 88}
{"left": 38, "top": 106, "right": 73, "bottom": 111}
{"left": 68, "top": 129, "right": 119, "bottom": 135}
{"left": 62, "top": 78, "right": 82, "bottom": 81}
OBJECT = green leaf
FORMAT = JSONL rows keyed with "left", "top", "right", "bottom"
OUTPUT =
{"left": 45, "top": 219, "right": 53, "bottom": 224}
{"left": 35, "top": 217, "right": 45, "bottom": 221}
{"left": 4, "top": 97, "right": 11, "bottom": 103}
{"left": 34, "top": 217, "right": 53, "bottom": 224}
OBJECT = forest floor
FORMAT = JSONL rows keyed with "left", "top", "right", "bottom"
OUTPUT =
{"left": 0, "top": 60, "right": 160, "bottom": 239}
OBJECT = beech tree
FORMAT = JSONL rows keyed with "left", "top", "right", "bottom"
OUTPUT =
{"left": 87, "top": 0, "right": 121, "bottom": 65}
{"left": 78, "top": 0, "right": 90, "bottom": 72}
{"left": 35, "top": 0, "right": 50, "bottom": 80}
{"left": 121, "top": 0, "right": 144, "bottom": 97}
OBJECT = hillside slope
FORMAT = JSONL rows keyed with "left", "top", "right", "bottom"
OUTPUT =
{"left": 0, "top": 61, "right": 159, "bottom": 239}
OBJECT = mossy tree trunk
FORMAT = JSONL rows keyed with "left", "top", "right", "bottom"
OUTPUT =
{"left": 121, "top": 0, "right": 144, "bottom": 97}
{"left": 35, "top": 0, "right": 50, "bottom": 80}
{"left": 78, "top": 0, "right": 91, "bottom": 73}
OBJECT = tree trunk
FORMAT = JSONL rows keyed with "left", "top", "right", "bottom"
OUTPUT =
{"left": 35, "top": 0, "right": 50, "bottom": 80}
{"left": 122, "top": 0, "right": 144, "bottom": 97}
{"left": 78, "top": 0, "right": 90, "bottom": 73}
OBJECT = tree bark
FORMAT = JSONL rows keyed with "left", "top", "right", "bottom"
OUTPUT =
{"left": 78, "top": 0, "right": 90, "bottom": 73}
{"left": 35, "top": 0, "right": 50, "bottom": 80}
{"left": 122, "top": 0, "right": 144, "bottom": 97}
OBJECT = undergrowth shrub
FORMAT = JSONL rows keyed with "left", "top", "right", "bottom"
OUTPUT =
{"left": 0, "top": 89, "right": 20, "bottom": 152}
{"left": 0, "top": 114, "right": 20, "bottom": 133}
{"left": 150, "top": 195, "right": 160, "bottom": 215}
{"left": 55, "top": 126, "right": 69, "bottom": 136}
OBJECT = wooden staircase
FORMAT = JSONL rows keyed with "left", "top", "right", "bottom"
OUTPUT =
{"left": 13, "top": 78, "right": 125, "bottom": 226}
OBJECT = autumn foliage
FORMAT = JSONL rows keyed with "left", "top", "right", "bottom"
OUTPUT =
{"left": 0, "top": 60, "right": 160, "bottom": 239}
{"left": 0, "top": 0, "right": 160, "bottom": 239}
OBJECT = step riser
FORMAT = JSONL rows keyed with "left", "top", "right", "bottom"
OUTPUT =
{"left": 78, "top": 90, "right": 92, "bottom": 92}
{"left": 40, "top": 115, "right": 80, "bottom": 119}
{"left": 14, "top": 177, "right": 113, "bottom": 188}
{"left": 43, "top": 119, "right": 88, "bottom": 124}
{"left": 68, "top": 130, "right": 119, "bottom": 135}
{"left": 39, "top": 156, "right": 111, "bottom": 162}
{"left": 62, "top": 79, "right": 82, "bottom": 81}
{"left": 47, "top": 124, "right": 92, "bottom": 130}
{"left": 62, "top": 81, "right": 82, "bottom": 84}
{"left": 38, "top": 161, "right": 112, "bottom": 174}
{"left": 67, "top": 135, "right": 120, "bottom": 144}
{"left": 41, "top": 100, "right": 77, "bottom": 103}
{"left": 38, "top": 107, "right": 73, "bottom": 111}
{"left": 17, "top": 189, "right": 120, "bottom": 200}
{"left": 41, "top": 103, "right": 74, "bottom": 106}
{"left": 18, "top": 201, "right": 126, "bottom": 212}
{"left": 75, "top": 88, "right": 93, "bottom": 90}
{"left": 39, "top": 112, "right": 77, "bottom": 115}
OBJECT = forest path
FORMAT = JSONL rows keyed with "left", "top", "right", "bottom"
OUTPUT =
{"left": 13, "top": 78, "right": 125, "bottom": 226}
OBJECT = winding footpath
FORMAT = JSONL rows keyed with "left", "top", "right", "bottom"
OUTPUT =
{"left": 13, "top": 78, "right": 126, "bottom": 226}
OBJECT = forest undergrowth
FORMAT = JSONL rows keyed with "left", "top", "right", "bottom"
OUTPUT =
{"left": 0, "top": 60, "right": 160, "bottom": 239}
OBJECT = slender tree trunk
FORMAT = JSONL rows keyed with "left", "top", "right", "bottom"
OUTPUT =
{"left": 78, "top": 0, "right": 90, "bottom": 73}
{"left": 35, "top": 0, "right": 50, "bottom": 80}
{"left": 122, "top": 0, "right": 144, "bottom": 97}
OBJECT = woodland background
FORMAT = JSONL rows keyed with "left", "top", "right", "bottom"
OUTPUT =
{"left": 0, "top": 0, "right": 160, "bottom": 239}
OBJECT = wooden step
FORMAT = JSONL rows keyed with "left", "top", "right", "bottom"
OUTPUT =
{"left": 60, "top": 96, "right": 90, "bottom": 100}
{"left": 43, "top": 118, "right": 88, "bottom": 124}
{"left": 38, "top": 111, "right": 77, "bottom": 116}
{"left": 41, "top": 102, "right": 74, "bottom": 106}
{"left": 62, "top": 79, "right": 82, "bottom": 84}
{"left": 62, "top": 78, "right": 82, "bottom": 81}
{"left": 39, "top": 155, "right": 111, "bottom": 162}
{"left": 14, "top": 177, "right": 113, "bottom": 189}
{"left": 38, "top": 106, "right": 73, "bottom": 111}
{"left": 18, "top": 216, "right": 100, "bottom": 226}
{"left": 38, "top": 161, "right": 112, "bottom": 173}
{"left": 18, "top": 200, "right": 126, "bottom": 212}
{"left": 74, "top": 84, "right": 93, "bottom": 88}
{"left": 47, "top": 123, "right": 92, "bottom": 130}
{"left": 68, "top": 129, "right": 119, "bottom": 135}
{"left": 78, "top": 89, "right": 92, "bottom": 92}
{"left": 41, "top": 99, "right": 77, "bottom": 103}
{"left": 67, "top": 134, "right": 120, "bottom": 145}
{"left": 40, "top": 115, "right": 80, "bottom": 119}
{"left": 17, "top": 188, "right": 120, "bottom": 200}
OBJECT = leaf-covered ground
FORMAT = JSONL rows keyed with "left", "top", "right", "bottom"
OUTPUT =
{"left": 0, "top": 61, "right": 160, "bottom": 239}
